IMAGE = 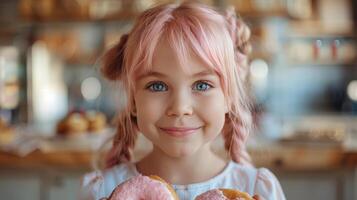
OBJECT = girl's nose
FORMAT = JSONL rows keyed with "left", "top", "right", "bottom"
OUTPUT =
{"left": 166, "top": 90, "right": 193, "bottom": 117}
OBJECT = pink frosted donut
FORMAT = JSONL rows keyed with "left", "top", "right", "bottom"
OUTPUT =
{"left": 195, "top": 189, "right": 254, "bottom": 200}
{"left": 105, "top": 175, "right": 179, "bottom": 200}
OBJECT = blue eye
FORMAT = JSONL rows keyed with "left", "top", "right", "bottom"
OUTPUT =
{"left": 193, "top": 81, "right": 211, "bottom": 91}
{"left": 147, "top": 82, "right": 168, "bottom": 92}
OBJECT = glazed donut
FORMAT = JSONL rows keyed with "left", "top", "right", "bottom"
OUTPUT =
{"left": 105, "top": 175, "right": 179, "bottom": 200}
{"left": 195, "top": 188, "right": 254, "bottom": 200}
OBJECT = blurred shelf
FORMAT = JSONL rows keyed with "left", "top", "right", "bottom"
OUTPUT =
{"left": 17, "top": 0, "right": 141, "bottom": 25}
{"left": 240, "top": 10, "right": 288, "bottom": 19}
{"left": 228, "top": 0, "right": 290, "bottom": 19}
{"left": 287, "top": 20, "right": 355, "bottom": 39}
{"left": 16, "top": 19, "right": 134, "bottom": 31}
{"left": 65, "top": 56, "right": 101, "bottom": 67}
{"left": 284, "top": 34, "right": 357, "bottom": 40}
{"left": 286, "top": 60, "right": 357, "bottom": 67}
{"left": 21, "top": 12, "right": 136, "bottom": 24}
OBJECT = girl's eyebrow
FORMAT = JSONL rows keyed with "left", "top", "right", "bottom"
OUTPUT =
{"left": 137, "top": 71, "right": 165, "bottom": 80}
{"left": 138, "top": 69, "right": 216, "bottom": 80}
{"left": 193, "top": 70, "right": 216, "bottom": 77}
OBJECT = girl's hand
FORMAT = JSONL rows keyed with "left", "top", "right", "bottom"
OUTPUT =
{"left": 253, "top": 194, "right": 265, "bottom": 200}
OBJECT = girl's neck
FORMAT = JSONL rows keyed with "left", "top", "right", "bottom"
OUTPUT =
{"left": 135, "top": 144, "right": 227, "bottom": 185}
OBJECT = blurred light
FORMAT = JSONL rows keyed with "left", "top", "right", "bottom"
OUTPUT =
{"left": 32, "top": 41, "right": 68, "bottom": 129}
{"left": 0, "top": 57, "right": 5, "bottom": 65}
{"left": 0, "top": 57, "right": 5, "bottom": 79}
{"left": 347, "top": 80, "right": 357, "bottom": 101}
{"left": 250, "top": 59, "right": 269, "bottom": 80}
{"left": 81, "top": 77, "right": 101, "bottom": 101}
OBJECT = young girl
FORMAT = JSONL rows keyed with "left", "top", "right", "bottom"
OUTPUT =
{"left": 81, "top": 2, "right": 286, "bottom": 200}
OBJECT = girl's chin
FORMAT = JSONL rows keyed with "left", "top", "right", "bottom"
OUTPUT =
{"left": 160, "top": 146, "right": 200, "bottom": 158}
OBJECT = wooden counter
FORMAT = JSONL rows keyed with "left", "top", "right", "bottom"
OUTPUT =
{"left": 249, "top": 143, "right": 346, "bottom": 171}
{"left": 0, "top": 144, "right": 355, "bottom": 171}
{"left": 0, "top": 150, "right": 93, "bottom": 170}
{"left": 342, "top": 151, "right": 357, "bottom": 167}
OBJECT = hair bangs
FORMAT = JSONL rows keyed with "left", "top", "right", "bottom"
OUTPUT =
{"left": 126, "top": 3, "right": 235, "bottom": 85}
{"left": 163, "top": 9, "right": 235, "bottom": 95}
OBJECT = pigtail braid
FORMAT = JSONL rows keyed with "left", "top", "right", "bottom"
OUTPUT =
{"left": 223, "top": 112, "right": 252, "bottom": 166}
{"left": 225, "top": 7, "right": 252, "bottom": 80}
{"left": 100, "top": 33, "right": 138, "bottom": 168}
{"left": 223, "top": 7, "right": 254, "bottom": 166}
{"left": 105, "top": 115, "right": 138, "bottom": 168}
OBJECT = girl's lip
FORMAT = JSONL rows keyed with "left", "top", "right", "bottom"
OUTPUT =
{"left": 159, "top": 127, "right": 201, "bottom": 137}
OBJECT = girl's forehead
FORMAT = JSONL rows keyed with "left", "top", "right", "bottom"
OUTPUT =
{"left": 152, "top": 41, "right": 177, "bottom": 65}
{"left": 151, "top": 40, "right": 213, "bottom": 74}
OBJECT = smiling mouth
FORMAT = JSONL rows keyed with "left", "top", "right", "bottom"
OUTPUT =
{"left": 159, "top": 127, "right": 201, "bottom": 137}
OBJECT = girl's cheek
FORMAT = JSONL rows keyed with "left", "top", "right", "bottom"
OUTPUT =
{"left": 141, "top": 94, "right": 168, "bottom": 111}
{"left": 196, "top": 93, "right": 225, "bottom": 109}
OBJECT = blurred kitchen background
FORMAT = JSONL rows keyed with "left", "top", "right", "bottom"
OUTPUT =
{"left": 0, "top": 0, "right": 356, "bottom": 199}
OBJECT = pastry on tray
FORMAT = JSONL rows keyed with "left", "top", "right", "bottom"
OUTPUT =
{"left": 56, "top": 110, "right": 107, "bottom": 136}
{"left": 0, "top": 117, "right": 15, "bottom": 144}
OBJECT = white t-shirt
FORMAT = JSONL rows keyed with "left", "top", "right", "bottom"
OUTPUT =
{"left": 80, "top": 161, "right": 286, "bottom": 200}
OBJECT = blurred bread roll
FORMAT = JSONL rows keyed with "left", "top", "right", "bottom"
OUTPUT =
{"left": 57, "top": 112, "right": 88, "bottom": 136}
{"left": 85, "top": 111, "right": 107, "bottom": 133}
{"left": 0, "top": 118, "right": 15, "bottom": 144}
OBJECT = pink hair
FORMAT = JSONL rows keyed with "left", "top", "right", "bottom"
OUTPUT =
{"left": 101, "top": 2, "right": 253, "bottom": 168}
